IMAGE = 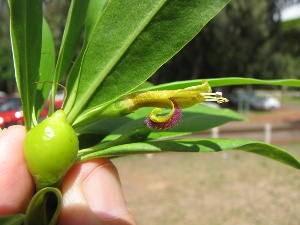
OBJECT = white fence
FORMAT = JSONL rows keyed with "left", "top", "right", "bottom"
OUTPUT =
{"left": 194, "top": 121, "right": 300, "bottom": 144}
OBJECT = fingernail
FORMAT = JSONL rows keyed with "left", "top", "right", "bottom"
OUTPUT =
{"left": 82, "top": 163, "right": 129, "bottom": 219}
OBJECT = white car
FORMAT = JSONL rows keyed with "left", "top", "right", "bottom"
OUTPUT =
{"left": 229, "top": 90, "right": 281, "bottom": 110}
{"left": 250, "top": 94, "right": 281, "bottom": 110}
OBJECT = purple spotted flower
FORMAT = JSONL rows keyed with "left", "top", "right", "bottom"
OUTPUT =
{"left": 145, "top": 99, "right": 182, "bottom": 130}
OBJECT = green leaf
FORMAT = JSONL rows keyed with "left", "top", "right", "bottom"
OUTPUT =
{"left": 8, "top": 0, "right": 43, "bottom": 130}
{"left": 64, "top": 0, "right": 109, "bottom": 114}
{"left": 0, "top": 214, "right": 25, "bottom": 225}
{"left": 140, "top": 78, "right": 300, "bottom": 91}
{"left": 90, "top": 105, "right": 246, "bottom": 142}
{"left": 66, "top": 0, "right": 229, "bottom": 124}
{"left": 133, "top": 81, "right": 154, "bottom": 91}
{"left": 47, "top": 0, "right": 90, "bottom": 115}
{"left": 74, "top": 103, "right": 245, "bottom": 134}
{"left": 84, "top": 0, "right": 109, "bottom": 41}
{"left": 78, "top": 126, "right": 151, "bottom": 159}
{"left": 149, "top": 105, "right": 246, "bottom": 140}
{"left": 79, "top": 138, "right": 300, "bottom": 169}
{"left": 24, "top": 187, "right": 62, "bottom": 225}
{"left": 34, "top": 18, "right": 56, "bottom": 121}
{"left": 208, "top": 77, "right": 300, "bottom": 88}
{"left": 53, "top": 0, "right": 90, "bottom": 87}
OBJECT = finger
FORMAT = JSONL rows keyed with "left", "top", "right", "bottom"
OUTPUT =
{"left": 0, "top": 126, "right": 34, "bottom": 215}
{"left": 58, "top": 158, "right": 136, "bottom": 225}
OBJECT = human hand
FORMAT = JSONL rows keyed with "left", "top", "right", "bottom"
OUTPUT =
{"left": 0, "top": 125, "right": 136, "bottom": 225}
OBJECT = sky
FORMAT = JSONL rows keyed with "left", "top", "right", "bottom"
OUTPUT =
{"left": 281, "top": 3, "right": 300, "bottom": 21}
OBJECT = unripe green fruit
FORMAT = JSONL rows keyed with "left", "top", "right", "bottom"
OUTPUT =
{"left": 24, "top": 110, "right": 78, "bottom": 190}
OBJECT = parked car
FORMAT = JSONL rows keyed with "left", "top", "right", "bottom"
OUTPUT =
{"left": 0, "top": 91, "right": 7, "bottom": 104}
{"left": 250, "top": 94, "right": 281, "bottom": 110}
{"left": 0, "top": 97, "right": 22, "bottom": 112}
{"left": 0, "top": 97, "right": 23, "bottom": 128}
{"left": 0, "top": 98, "right": 62, "bottom": 128}
{"left": 229, "top": 89, "right": 281, "bottom": 111}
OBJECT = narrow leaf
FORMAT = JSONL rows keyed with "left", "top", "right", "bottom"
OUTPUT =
{"left": 49, "top": 0, "right": 90, "bottom": 115}
{"left": 64, "top": 0, "right": 109, "bottom": 114}
{"left": 24, "top": 187, "right": 62, "bottom": 225}
{"left": 141, "top": 78, "right": 300, "bottom": 91}
{"left": 148, "top": 105, "right": 246, "bottom": 140}
{"left": 34, "top": 18, "right": 55, "bottom": 121}
{"left": 79, "top": 139, "right": 300, "bottom": 169}
{"left": 0, "top": 214, "right": 25, "bottom": 225}
{"left": 91, "top": 105, "right": 246, "bottom": 142}
{"left": 8, "top": 0, "right": 43, "bottom": 130}
{"left": 53, "top": 0, "right": 90, "bottom": 86}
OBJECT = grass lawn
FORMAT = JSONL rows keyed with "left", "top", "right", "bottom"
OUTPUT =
{"left": 112, "top": 142, "right": 300, "bottom": 225}
{"left": 280, "top": 97, "right": 300, "bottom": 104}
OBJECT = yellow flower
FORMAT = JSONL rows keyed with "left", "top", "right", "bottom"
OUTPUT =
{"left": 73, "top": 80, "right": 228, "bottom": 129}
{"left": 114, "top": 80, "right": 228, "bottom": 129}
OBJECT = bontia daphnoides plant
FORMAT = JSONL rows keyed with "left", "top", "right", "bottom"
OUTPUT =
{"left": 1, "top": 0, "right": 300, "bottom": 224}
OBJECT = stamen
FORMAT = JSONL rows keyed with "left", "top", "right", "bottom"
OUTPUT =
{"left": 200, "top": 92, "right": 229, "bottom": 104}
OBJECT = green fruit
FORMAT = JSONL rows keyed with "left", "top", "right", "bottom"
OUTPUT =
{"left": 24, "top": 110, "right": 78, "bottom": 190}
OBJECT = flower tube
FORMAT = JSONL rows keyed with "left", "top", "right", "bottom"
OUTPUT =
{"left": 96, "top": 80, "right": 228, "bottom": 130}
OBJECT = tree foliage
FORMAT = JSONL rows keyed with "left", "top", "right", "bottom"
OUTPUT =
{"left": 151, "top": 0, "right": 300, "bottom": 84}
{"left": 0, "top": 0, "right": 15, "bottom": 93}
{"left": 1, "top": 0, "right": 300, "bottom": 92}
{"left": 0, "top": 0, "right": 71, "bottom": 94}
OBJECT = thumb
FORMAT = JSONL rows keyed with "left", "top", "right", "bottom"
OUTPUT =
{"left": 0, "top": 126, "right": 34, "bottom": 215}
{"left": 58, "top": 158, "right": 136, "bottom": 225}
